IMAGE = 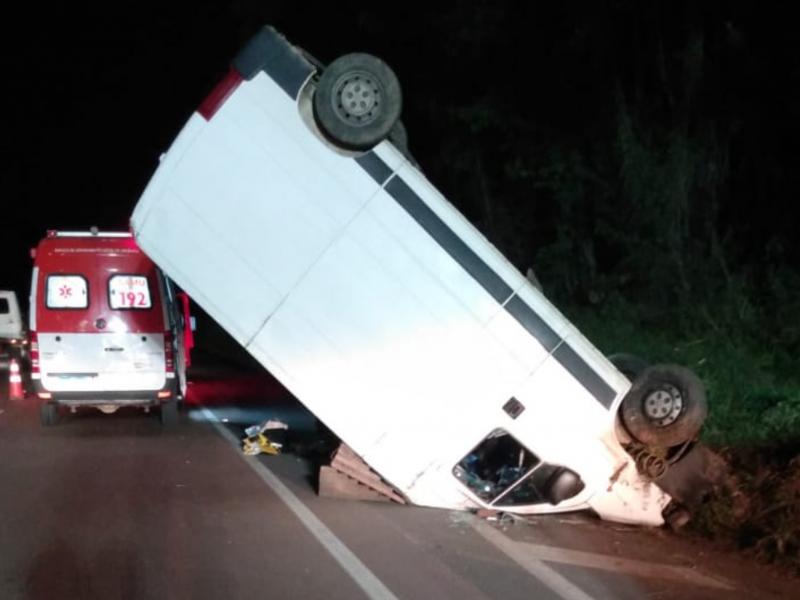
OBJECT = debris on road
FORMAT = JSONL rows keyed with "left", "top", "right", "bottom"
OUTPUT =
{"left": 244, "top": 418, "right": 289, "bottom": 438}
{"left": 473, "top": 508, "right": 520, "bottom": 527}
{"left": 241, "top": 418, "right": 289, "bottom": 456}
{"left": 242, "top": 433, "right": 282, "bottom": 456}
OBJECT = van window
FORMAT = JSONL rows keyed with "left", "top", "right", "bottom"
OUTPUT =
{"left": 495, "top": 463, "right": 563, "bottom": 506}
{"left": 452, "top": 429, "right": 540, "bottom": 503}
{"left": 0, "top": 298, "right": 8, "bottom": 313}
{"left": 108, "top": 275, "right": 152, "bottom": 309}
{"left": 46, "top": 275, "right": 89, "bottom": 309}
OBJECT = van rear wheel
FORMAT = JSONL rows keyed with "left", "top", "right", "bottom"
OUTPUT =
{"left": 313, "top": 53, "right": 402, "bottom": 150}
{"left": 160, "top": 400, "right": 178, "bottom": 426}
{"left": 40, "top": 402, "right": 59, "bottom": 427}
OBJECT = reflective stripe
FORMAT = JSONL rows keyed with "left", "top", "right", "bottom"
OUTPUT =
{"left": 373, "top": 167, "right": 615, "bottom": 408}
{"left": 552, "top": 343, "right": 616, "bottom": 408}
{"left": 355, "top": 151, "right": 393, "bottom": 185}
{"left": 385, "top": 176, "right": 514, "bottom": 304}
{"left": 505, "top": 295, "right": 561, "bottom": 352}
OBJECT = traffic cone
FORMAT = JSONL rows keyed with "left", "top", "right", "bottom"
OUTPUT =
{"left": 8, "top": 358, "right": 24, "bottom": 400}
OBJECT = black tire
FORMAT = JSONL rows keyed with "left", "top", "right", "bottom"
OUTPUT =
{"left": 160, "top": 400, "right": 178, "bottom": 426}
{"left": 608, "top": 352, "right": 650, "bottom": 381}
{"left": 40, "top": 402, "right": 59, "bottom": 427}
{"left": 313, "top": 53, "right": 402, "bottom": 150}
{"left": 663, "top": 502, "right": 692, "bottom": 530}
{"left": 621, "top": 364, "right": 707, "bottom": 448}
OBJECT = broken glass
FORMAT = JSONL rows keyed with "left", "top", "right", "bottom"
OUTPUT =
{"left": 453, "top": 429, "right": 540, "bottom": 502}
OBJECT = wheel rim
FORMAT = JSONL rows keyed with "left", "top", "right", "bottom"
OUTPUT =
{"left": 642, "top": 383, "right": 683, "bottom": 427}
{"left": 331, "top": 71, "right": 382, "bottom": 126}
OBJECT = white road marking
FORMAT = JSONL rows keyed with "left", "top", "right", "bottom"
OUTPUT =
{"left": 470, "top": 518, "right": 598, "bottom": 600}
{"left": 470, "top": 518, "right": 734, "bottom": 592}
{"left": 508, "top": 539, "right": 735, "bottom": 590}
{"left": 201, "top": 406, "right": 399, "bottom": 600}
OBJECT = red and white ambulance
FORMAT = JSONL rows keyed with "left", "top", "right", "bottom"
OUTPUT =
{"left": 29, "top": 230, "right": 192, "bottom": 426}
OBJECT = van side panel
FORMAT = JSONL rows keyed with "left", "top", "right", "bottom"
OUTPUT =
{"left": 247, "top": 203, "right": 532, "bottom": 466}
{"left": 129, "top": 29, "right": 675, "bottom": 522}
{"left": 131, "top": 56, "right": 633, "bottom": 511}
{"left": 134, "top": 77, "right": 406, "bottom": 347}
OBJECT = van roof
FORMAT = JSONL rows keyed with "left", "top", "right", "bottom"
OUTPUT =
{"left": 34, "top": 231, "right": 143, "bottom": 260}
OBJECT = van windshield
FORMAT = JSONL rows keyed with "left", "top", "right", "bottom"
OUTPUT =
{"left": 453, "top": 430, "right": 585, "bottom": 507}
{"left": 452, "top": 429, "right": 540, "bottom": 503}
{"left": 108, "top": 275, "right": 152, "bottom": 309}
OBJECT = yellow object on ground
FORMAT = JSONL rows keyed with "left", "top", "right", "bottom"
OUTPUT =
{"left": 242, "top": 433, "right": 282, "bottom": 456}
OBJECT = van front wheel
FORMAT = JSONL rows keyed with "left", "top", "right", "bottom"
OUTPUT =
{"left": 621, "top": 365, "right": 707, "bottom": 448}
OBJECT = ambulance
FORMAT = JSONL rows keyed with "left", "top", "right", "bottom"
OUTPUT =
{"left": 29, "top": 230, "right": 192, "bottom": 425}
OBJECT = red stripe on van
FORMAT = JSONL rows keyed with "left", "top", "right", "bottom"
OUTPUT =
{"left": 198, "top": 69, "right": 243, "bottom": 121}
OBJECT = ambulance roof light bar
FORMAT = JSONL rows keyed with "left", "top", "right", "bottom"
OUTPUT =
{"left": 46, "top": 229, "right": 132, "bottom": 238}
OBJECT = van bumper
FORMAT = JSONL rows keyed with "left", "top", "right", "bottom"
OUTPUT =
{"left": 32, "top": 380, "right": 178, "bottom": 407}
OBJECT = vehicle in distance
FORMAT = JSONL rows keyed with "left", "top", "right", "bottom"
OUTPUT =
{"left": 29, "top": 230, "right": 192, "bottom": 426}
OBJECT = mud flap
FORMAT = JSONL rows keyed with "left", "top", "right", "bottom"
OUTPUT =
{"left": 656, "top": 443, "right": 726, "bottom": 510}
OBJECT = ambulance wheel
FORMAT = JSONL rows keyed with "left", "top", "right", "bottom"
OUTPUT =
{"left": 313, "top": 53, "right": 402, "bottom": 150}
{"left": 40, "top": 402, "right": 59, "bottom": 427}
{"left": 621, "top": 365, "right": 707, "bottom": 448}
{"left": 160, "top": 400, "right": 178, "bottom": 426}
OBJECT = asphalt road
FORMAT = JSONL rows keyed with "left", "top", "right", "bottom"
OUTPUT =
{"left": 0, "top": 371, "right": 793, "bottom": 600}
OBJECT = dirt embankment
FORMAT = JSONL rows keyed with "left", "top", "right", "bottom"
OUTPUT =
{"left": 690, "top": 446, "right": 800, "bottom": 574}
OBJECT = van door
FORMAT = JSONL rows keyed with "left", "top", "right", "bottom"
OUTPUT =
{"left": 159, "top": 273, "right": 188, "bottom": 397}
{"left": 38, "top": 273, "right": 166, "bottom": 393}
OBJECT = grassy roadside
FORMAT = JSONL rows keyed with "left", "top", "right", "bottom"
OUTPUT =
{"left": 564, "top": 300, "right": 800, "bottom": 572}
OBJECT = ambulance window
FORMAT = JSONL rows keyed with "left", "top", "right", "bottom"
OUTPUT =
{"left": 0, "top": 298, "right": 8, "bottom": 313}
{"left": 46, "top": 275, "right": 89, "bottom": 309}
{"left": 109, "top": 275, "right": 152, "bottom": 309}
{"left": 452, "top": 429, "right": 540, "bottom": 503}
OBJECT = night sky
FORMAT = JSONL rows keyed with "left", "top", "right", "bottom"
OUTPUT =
{"left": 3, "top": 2, "right": 798, "bottom": 311}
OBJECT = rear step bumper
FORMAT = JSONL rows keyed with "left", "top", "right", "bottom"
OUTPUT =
{"left": 33, "top": 381, "right": 177, "bottom": 406}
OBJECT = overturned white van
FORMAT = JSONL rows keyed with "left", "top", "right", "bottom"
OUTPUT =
{"left": 131, "top": 26, "right": 707, "bottom": 526}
